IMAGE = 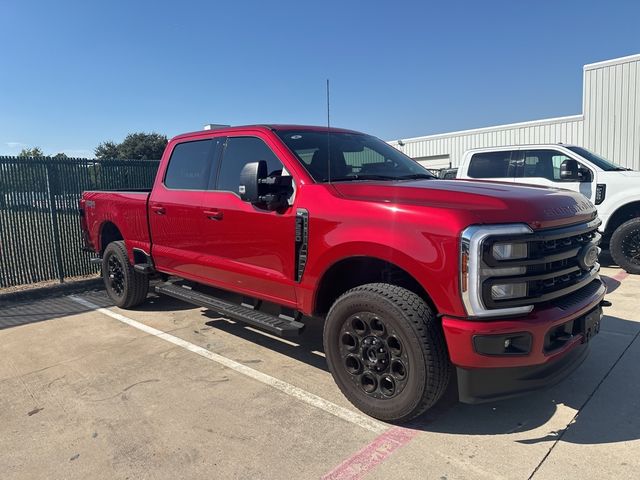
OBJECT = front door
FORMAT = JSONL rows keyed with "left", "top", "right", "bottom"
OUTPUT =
{"left": 198, "top": 134, "right": 298, "bottom": 306}
{"left": 514, "top": 149, "right": 594, "bottom": 201}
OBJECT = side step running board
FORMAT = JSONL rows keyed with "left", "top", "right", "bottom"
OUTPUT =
{"left": 155, "top": 282, "right": 304, "bottom": 337}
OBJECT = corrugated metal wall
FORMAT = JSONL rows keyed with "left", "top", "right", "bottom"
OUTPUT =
{"left": 390, "top": 54, "right": 640, "bottom": 170}
{"left": 583, "top": 55, "right": 640, "bottom": 169}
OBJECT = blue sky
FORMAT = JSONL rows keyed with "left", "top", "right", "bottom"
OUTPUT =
{"left": 1, "top": 0, "right": 639, "bottom": 157}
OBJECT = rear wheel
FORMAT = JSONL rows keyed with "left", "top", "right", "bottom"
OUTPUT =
{"left": 610, "top": 218, "right": 640, "bottom": 274}
{"left": 323, "top": 283, "right": 450, "bottom": 422}
{"left": 102, "top": 241, "right": 149, "bottom": 308}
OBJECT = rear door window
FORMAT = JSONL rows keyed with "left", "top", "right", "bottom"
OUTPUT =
{"left": 164, "top": 139, "right": 221, "bottom": 190}
{"left": 467, "top": 151, "right": 516, "bottom": 178}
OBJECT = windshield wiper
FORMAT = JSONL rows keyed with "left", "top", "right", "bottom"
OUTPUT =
{"left": 328, "top": 174, "right": 400, "bottom": 182}
{"left": 325, "top": 173, "right": 435, "bottom": 182}
{"left": 396, "top": 173, "right": 435, "bottom": 180}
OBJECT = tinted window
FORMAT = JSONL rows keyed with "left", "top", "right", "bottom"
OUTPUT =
{"left": 276, "top": 130, "right": 432, "bottom": 182}
{"left": 519, "top": 150, "right": 574, "bottom": 181}
{"left": 467, "top": 151, "right": 515, "bottom": 178}
{"left": 164, "top": 139, "right": 219, "bottom": 190}
{"left": 217, "top": 137, "right": 284, "bottom": 193}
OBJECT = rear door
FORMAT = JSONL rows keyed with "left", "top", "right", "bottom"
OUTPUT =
{"left": 197, "top": 134, "right": 298, "bottom": 305}
{"left": 464, "top": 150, "right": 518, "bottom": 182}
{"left": 514, "top": 149, "right": 594, "bottom": 201}
{"left": 149, "top": 138, "right": 223, "bottom": 277}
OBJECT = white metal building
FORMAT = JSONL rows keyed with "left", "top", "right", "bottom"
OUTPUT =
{"left": 390, "top": 53, "right": 640, "bottom": 171}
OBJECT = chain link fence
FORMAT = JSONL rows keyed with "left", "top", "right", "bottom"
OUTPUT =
{"left": 0, "top": 157, "right": 159, "bottom": 289}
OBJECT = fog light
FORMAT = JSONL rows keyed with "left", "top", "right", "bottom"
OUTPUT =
{"left": 493, "top": 242, "right": 528, "bottom": 260}
{"left": 474, "top": 333, "right": 532, "bottom": 356}
{"left": 491, "top": 283, "right": 528, "bottom": 300}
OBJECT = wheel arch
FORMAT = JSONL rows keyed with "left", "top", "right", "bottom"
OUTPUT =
{"left": 312, "top": 256, "right": 436, "bottom": 317}
{"left": 604, "top": 201, "right": 640, "bottom": 240}
{"left": 99, "top": 221, "right": 124, "bottom": 255}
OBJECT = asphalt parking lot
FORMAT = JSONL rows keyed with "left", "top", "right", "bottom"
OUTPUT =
{"left": 1, "top": 264, "right": 639, "bottom": 480}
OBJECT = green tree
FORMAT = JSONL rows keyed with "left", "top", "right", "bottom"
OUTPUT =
{"left": 53, "top": 152, "right": 68, "bottom": 159}
{"left": 18, "top": 147, "right": 44, "bottom": 157}
{"left": 94, "top": 141, "right": 119, "bottom": 160}
{"left": 117, "top": 132, "right": 167, "bottom": 160}
{"left": 95, "top": 133, "right": 167, "bottom": 160}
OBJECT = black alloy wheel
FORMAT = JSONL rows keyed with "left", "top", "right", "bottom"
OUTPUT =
{"left": 339, "top": 312, "right": 409, "bottom": 400}
{"left": 621, "top": 229, "right": 640, "bottom": 264}
{"left": 107, "top": 255, "right": 126, "bottom": 297}
{"left": 102, "top": 241, "right": 149, "bottom": 308}
{"left": 324, "top": 283, "right": 450, "bottom": 422}
{"left": 610, "top": 218, "right": 640, "bottom": 274}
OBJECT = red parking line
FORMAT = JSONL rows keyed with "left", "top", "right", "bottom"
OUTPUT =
{"left": 612, "top": 271, "right": 629, "bottom": 282}
{"left": 321, "top": 426, "right": 418, "bottom": 480}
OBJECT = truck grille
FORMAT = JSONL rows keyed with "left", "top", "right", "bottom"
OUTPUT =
{"left": 481, "top": 219, "right": 602, "bottom": 309}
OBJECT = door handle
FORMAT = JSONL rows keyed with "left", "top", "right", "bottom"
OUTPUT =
{"left": 151, "top": 205, "right": 166, "bottom": 215}
{"left": 203, "top": 209, "right": 223, "bottom": 220}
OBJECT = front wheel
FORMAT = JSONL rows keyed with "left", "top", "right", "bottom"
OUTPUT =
{"left": 323, "top": 283, "right": 450, "bottom": 422}
{"left": 610, "top": 218, "right": 640, "bottom": 274}
{"left": 102, "top": 241, "right": 149, "bottom": 308}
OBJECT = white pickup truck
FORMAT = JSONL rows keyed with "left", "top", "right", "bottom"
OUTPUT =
{"left": 455, "top": 144, "right": 640, "bottom": 273}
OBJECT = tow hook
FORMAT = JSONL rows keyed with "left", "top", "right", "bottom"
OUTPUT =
{"left": 600, "top": 299, "right": 612, "bottom": 307}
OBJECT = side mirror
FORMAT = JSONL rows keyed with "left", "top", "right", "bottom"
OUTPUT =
{"left": 239, "top": 161, "right": 293, "bottom": 211}
{"left": 239, "top": 161, "right": 267, "bottom": 203}
{"left": 578, "top": 167, "right": 592, "bottom": 182}
{"left": 559, "top": 159, "right": 579, "bottom": 180}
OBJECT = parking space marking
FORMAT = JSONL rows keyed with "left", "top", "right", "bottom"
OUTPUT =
{"left": 68, "top": 295, "right": 388, "bottom": 434}
{"left": 612, "top": 271, "right": 629, "bottom": 282}
{"left": 321, "top": 426, "right": 417, "bottom": 480}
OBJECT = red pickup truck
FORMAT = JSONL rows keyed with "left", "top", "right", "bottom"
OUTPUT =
{"left": 80, "top": 125, "right": 606, "bottom": 421}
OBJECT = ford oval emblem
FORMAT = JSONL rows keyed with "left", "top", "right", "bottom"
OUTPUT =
{"left": 577, "top": 244, "right": 599, "bottom": 270}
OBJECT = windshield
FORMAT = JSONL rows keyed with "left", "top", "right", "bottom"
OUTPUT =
{"left": 275, "top": 130, "right": 434, "bottom": 182}
{"left": 566, "top": 146, "right": 628, "bottom": 171}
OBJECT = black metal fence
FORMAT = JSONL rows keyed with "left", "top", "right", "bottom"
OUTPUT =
{"left": 0, "top": 156, "right": 159, "bottom": 288}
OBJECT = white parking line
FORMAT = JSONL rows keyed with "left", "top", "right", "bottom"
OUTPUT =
{"left": 68, "top": 295, "right": 388, "bottom": 435}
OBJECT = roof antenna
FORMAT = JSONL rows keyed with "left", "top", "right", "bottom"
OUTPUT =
{"left": 326, "top": 78, "right": 331, "bottom": 183}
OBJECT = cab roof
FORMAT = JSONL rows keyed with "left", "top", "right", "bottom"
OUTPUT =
{"left": 464, "top": 143, "right": 579, "bottom": 153}
{"left": 171, "top": 124, "right": 364, "bottom": 142}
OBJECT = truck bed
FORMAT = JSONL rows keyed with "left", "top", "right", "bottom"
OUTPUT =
{"left": 81, "top": 190, "right": 151, "bottom": 258}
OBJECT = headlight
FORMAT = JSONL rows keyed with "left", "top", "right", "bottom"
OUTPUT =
{"left": 492, "top": 242, "right": 528, "bottom": 260}
{"left": 460, "top": 224, "right": 534, "bottom": 318}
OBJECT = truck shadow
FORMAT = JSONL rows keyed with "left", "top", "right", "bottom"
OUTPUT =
{"left": 206, "top": 308, "right": 640, "bottom": 446}
{"left": 407, "top": 314, "right": 640, "bottom": 445}
{"left": 202, "top": 311, "right": 328, "bottom": 372}
{"left": 601, "top": 274, "right": 622, "bottom": 292}
{"left": 0, "top": 288, "right": 195, "bottom": 330}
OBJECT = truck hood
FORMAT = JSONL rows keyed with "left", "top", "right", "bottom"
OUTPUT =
{"left": 332, "top": 179, "right": 597, "bottom": 229}
{"left": 598, "top": 170, "right": 640, "bottom": 181}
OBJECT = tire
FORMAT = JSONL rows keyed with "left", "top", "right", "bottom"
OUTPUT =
{"left": 323, "top": 283, "right": 450, "bottom": 422}
{"left": 609, "top": 218, "right": 640, "bottom": 274}
{"left": 102, "top": 241, "right": 149, "bottom": 308}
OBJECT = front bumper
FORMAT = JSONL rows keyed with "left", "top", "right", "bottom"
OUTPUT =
{"left": 457, "top": 340, "right": 590, "bottom": 404}
{"left": 442, "top": 279, "right": 606, "bottom": 403}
